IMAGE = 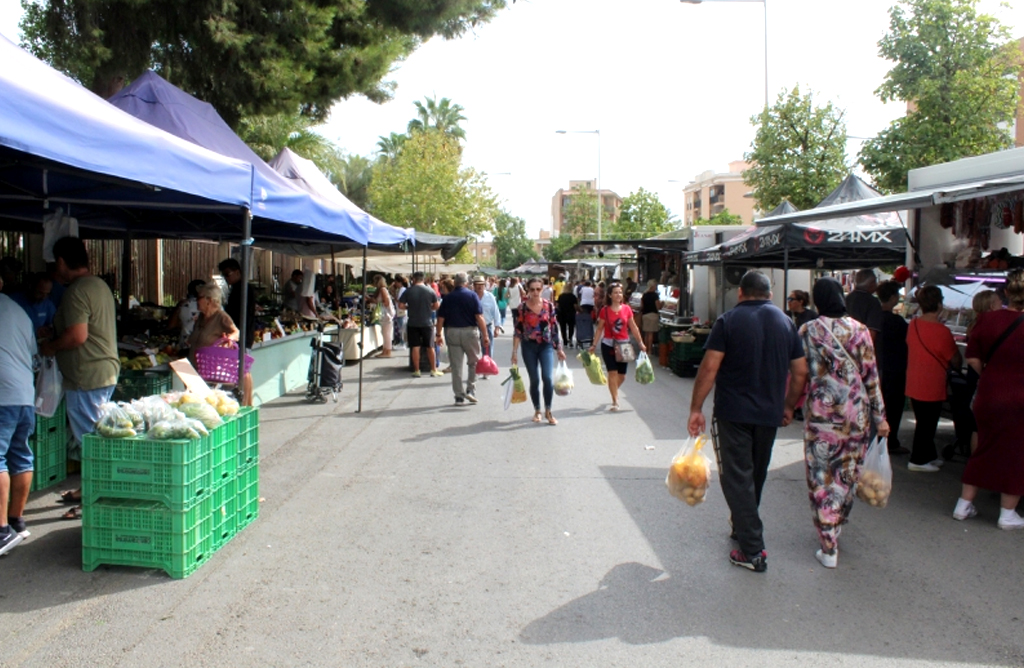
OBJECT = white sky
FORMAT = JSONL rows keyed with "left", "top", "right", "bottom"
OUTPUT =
{"left": 3, "top": 0, "right": 1024, "bottom": 238}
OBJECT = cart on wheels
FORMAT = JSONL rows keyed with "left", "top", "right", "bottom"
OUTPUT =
{"left": 575, "top": 311, "right": 595, "bottom": 349}
{"left": 307, "top": 323, "right": 344, "bottom": 403}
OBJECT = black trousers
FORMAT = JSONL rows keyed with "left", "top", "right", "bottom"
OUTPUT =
{"left": 713, "top": 418, "right": 777, "bottom": 557}
{"left": 910, "top": 399, "right": 943, "bottom": 465}
{"left": 557, "top": 316, "right": 575, "bottom": 347}
{"left": 881, "top": 375, "right": 906, "bottom": 451}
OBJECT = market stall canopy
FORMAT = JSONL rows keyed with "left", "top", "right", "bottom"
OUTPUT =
{"left": 268, "top": 148, "right": 411, "bottom": 248}
{"left": 508, "top": 260, "right": 549, "bottom": 274}
{"left": 686, "top": 175, "right": 906, "bottom": 269}
{"left": 108, "top": 72, "right": 371, "bottom": 246}
{"left": 0, "top": 36, "right": 255, "bottom": 233}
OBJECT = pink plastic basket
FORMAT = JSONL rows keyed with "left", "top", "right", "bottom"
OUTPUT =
{"left": 194, "top": 344, "right": 254, "bottom": 384}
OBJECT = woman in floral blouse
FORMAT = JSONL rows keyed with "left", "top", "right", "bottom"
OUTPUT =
{"left": 511, "top": 276, "right": 566, "bottom": 425}
{"left": 799, "top": 278, "right": 889, "bottom": 569}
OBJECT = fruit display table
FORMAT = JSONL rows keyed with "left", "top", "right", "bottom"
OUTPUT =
{"left": 334, "top": 324, "right": 383, "bottom": 362}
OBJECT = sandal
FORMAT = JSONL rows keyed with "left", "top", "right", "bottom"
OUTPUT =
{"left": 532, "top": 411, "right": 543, "bottom": 423}
{"left": 57, "top": 489, "right": 81, "bottom": 504}
{"left": 545, "top": 411, "right": 558, "bottom": 426}
{"left": 61, "top": 506, "right": 82, "bottom": 520}
{"left": 609, "top": 404, "right": 619, "bottom": 412}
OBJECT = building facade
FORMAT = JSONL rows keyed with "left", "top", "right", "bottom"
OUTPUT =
{"left": 682, "top": 160, "right": 756, "bottom": 226}
{"left": 550, "top": 180, "right": 622, "bottom": 236}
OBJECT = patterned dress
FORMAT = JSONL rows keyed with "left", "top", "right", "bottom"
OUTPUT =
{"left": 799, "top": 316, "right": 886, "bottom": 554}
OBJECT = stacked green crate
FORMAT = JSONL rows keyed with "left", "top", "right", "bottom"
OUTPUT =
{"left": 111, "top": 370, "right": 172, "bottom": 402}
{"left": 81, "top": 406, "right": 260, "bottom": 579}
{"left": 670, "top": 341, "right": 705, "bottom": 377}
{"left": 30, "top": 400, "right": 68, "bottom": 492}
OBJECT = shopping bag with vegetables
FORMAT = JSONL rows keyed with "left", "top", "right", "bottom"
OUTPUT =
{"left": 553, "top": 361, "right": 574, "bottom": 396}
{"left": 501, "top": 366, "right": 528, "bottom": 407}
{"left": 577, "top": 350, "right": 607, "bottom": 386}
{"left": 634, "top": 351, "right": 655, "bottom": 385}
{"left": 856, "top": 436, "right": 892, "bottom": 508}
{"left": 94, "top": 402, "right": 137, "bottom": 438}
{"left": 666, "top": 434, "right": 712, "bottom": 506}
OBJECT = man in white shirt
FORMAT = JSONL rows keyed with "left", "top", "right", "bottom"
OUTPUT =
{"left": 473, "top": 276, "right": 502, "bottom": 357}
{"left": 578, "top": 280, "right": 596, "bottom": 315}
{"left": 0, "top": 274, "right": 38, "bottom": 554}
{"left": 540, "top": 277, "right": 553, "bottom": 302}
{"left": 283, "top": 269, "right": 303, "bottom": 312}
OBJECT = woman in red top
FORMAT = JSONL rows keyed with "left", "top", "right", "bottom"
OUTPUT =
{"left": 905, "top": 285, "right": 961, "bottom": 471}
{"left": 953, "top": 270, "right": 1024, "bottom": 530}
{"left": 590, "top": 282, "right": 646, "bottom": 411}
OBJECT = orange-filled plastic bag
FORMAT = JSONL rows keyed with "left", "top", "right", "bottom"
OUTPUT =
{"left": 666, "top": 434, "right": 712, "bottom": 506}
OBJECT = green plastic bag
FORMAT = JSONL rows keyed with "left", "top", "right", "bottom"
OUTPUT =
{"left": 578, "top": 350, "right": 607, "bottom": 386}
{"left": 635, "top": 351, "right": 655, "bottom": 385}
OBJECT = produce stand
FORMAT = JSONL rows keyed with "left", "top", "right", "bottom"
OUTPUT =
{"left": 81, "top": 405, "right": 259, "bottom": 579}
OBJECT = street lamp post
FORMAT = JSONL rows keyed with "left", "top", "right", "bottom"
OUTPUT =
{"left": 555, "top": 129, "right": 602, "bottom": 240}
{"left": 680, "top": 0, "right": 768, "bottom": 109}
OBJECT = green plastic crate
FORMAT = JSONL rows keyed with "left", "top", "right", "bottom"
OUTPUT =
{"left": 236, "top": 463, "right": 259, "bottom": 532}
{"left": 30, "top": 401, "right": 68, "bottom": 492}
{"left": 112, "top": 370, "right": 172, "bottom": 402}
{"left": 210, "top": 416, "right": 238, "bottom": 485}
{"left": 210, "top": 476, "right": 237, "bottom": 551}
{"left": 671, "top": 342, "right": 706, "bottom": 362}
{"left": 235, "top": 407, "right": 259, "bottom": 471}
{"left": 82, "top": 433, "right": 214, "bottom": 510}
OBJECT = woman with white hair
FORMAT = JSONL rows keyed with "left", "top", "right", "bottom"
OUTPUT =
{"left": 186, "top": 283, "right": 239, "bottom": 367}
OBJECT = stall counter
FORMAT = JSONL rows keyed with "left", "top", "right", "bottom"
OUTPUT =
{"left": 334, "top": 324, "right": 384, "bottom": 361}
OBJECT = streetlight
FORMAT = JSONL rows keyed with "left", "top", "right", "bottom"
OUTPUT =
{"left": 680, "top": 0, "right": 768, "bottom": 109}
{"left": 555, "top": 129, "right": 602, "bottom": 240}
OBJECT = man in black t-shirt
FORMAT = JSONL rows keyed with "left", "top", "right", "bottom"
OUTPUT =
{"left": 555, "top": 282, "right": 578, "bottom": 347}
{"left": 688, "top": 271, "right": 807, "bottom": 574}
{"left": 846, "top": 269, "right": 882, "bottom": 345}
{"left": 877, "top": 281, "right": 910, "bottom": 455}
{"left": 400, "top": 272, "right": 441, "bottom": 377}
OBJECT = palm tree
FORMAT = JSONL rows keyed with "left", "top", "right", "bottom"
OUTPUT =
{"left": 238, "top": 112, "right": 345, "bottom": 178}
{"left": 407, "top": 96, "right": 466, "bottom": 140}
{"left": 376, "top": 132, "right": 408, "bottom": 160}
{"left": 335, "top": 153, "right": 374, "bottom": 211}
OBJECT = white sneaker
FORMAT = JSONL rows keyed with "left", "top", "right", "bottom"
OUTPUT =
{"left": 929, "top": 458, "right": 945, "bottom": 468}
{"left": 953, "top": 499, "right": 977, "bottom": 521}
{"left": 998, "top": 509, "right": 1024, "bottom": 530}
{"left": 908, "top": 462, "right": 940, "bottom": 472}
{"left": 815, "top": 549, "right": 837, "bottom": 569}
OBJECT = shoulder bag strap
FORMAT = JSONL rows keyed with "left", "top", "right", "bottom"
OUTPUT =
{"left": 913, "top": 319, "right": 951, "bottom": 371}
{"left": 984, "top": 312, "right": 1024, "bottom": 364}
{"left": 822, "top": 319, "right": 861, "bottom": 375}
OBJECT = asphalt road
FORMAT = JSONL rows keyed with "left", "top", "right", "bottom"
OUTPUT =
{"left": 2, "top": 334, "right": 1022, "bottom": 668}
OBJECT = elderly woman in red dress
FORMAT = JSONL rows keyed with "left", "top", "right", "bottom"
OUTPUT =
{"left": 953, "top": 270, "right": 1024, "bottom": 530}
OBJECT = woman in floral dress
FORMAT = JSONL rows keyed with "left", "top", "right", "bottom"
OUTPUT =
{"left": 799, "top": 278, "right": 889, "bottom": 569}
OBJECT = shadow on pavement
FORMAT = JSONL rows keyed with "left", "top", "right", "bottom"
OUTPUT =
{"left": 519, "top": 461, "right": 1024, "bottom": 665}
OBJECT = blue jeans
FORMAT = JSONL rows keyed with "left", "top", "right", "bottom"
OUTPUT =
{"left": 0, "top": 406, "right": 35, "bottom": 475}
{"left": 484, "top": 324, "right": 494, "bottom": 357}
{"left": 66, "top": 385, "right": 115, "bottom": 459}
{"left": 520, "top": 340, "right": 555, "bottom": 411}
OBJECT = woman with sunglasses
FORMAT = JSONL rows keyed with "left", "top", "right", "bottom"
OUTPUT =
{"left": 590, "top": 282, "right": 646, "bottom": 411}
{"left": 787, "top": 290, "right": 818, "bottom": 328}
{"left": 511, "top": 277, "right": 566, "bottom": 425}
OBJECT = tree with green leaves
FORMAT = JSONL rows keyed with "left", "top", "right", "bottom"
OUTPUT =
{"left": 492, "top": 210, "right": 537, "bottom": 270}
{"left": 408, "top": 96, "right": 467, "bottom": 141}
{"left": 561, "top": 184, "right": 601, "bottom": 239}
{"left": 543, "top": 234, "right": 577, "bottom": 263}
{"left": 858, "top": 0, "right": 1022, "bottom": 192}
{"left": 743, "top": 85, "right": 850, "bottom": 211}
{"left": 335, "top": 153, "right": 375, "bottom": 212}
{"left": 692, "top": 209, "right": 745, "bottom": 226}
{"left": 20, "top": 0, "right": 507, "bottom": 128}
{"left": 368, "top": 130, "right": 497, "bottom": 262}
{"left": 613, "top": 188, "right": 677, "bottom": 239}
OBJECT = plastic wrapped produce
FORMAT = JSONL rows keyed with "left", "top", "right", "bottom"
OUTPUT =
{"left": 176, "top": 400, "right": 224, "bottom": 429}
{"left": 666, "top": 435, "right": 712, "bottom": 506}
{"left": 634, "top": 352, "right": 655, "bottom": 385}
{"left": 133, "top": 396, "right": 178, "bottom": 431}
{"left": 94, "top": 402, "right": 137, "bottom": 438}
{"left": 578, "top": 350, "right": 607, "bottom": 386}
{"left": 553, "top": 361, "right": 574, "bottom": 396}
{"left": 856, "top": 437, "right": 892, "bottom": 508}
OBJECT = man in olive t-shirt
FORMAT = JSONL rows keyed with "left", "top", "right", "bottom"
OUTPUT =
{"left": 39, "top": 238, "right": 119, "bottom": 509}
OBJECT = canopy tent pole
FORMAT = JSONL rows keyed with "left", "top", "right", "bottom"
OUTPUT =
{"left": 357, "top": 246, "right": 367, "bottom": 413}
{"left": 783, "top": 245, "right": 790, "bottom": 309}
{"left": 120, "top": 233, "right": 132, "bottom": 322}
{"left": 238, "top": 210, "right": 253, "bottom": 386}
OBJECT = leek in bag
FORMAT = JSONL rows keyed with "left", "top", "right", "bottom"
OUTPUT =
{"left": 634, "top": 351, "right": 655, "bottom": 385}
{"left": 856, "top": 436, "right": 892, "bottom": 508}
{"left": 577, "top": 350, "right": 607, "bottom": 386}
{"left": 501, "top": 366, "right": 528, "bottom": 405}
{"left": 666, "top": 434, "right": 711, "bottom": 506}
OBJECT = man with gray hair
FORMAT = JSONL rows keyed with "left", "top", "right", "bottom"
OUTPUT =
{"left": 688, "top": 270, "right": 807, "bottom": 574}
{"left": 436, "top": 272, "right": 490, "bottom": 405}
{"left": 845, "top": 268, "right": 882, "bottom": 345}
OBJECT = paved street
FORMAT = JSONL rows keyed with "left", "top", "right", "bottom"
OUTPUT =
{"left": 2, "top": 335, "right": 1022, "bottom": 668}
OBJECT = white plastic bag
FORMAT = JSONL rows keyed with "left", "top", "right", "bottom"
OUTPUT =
{"left": 553, "top": 361, "right": 574, "bottom": 396}
{"left": 666, "top": 434, "right": 712, "bottom": 506}
{"left": 856, "top": 436, "right": 892, "bottom": 508}
{"left": 34, "top": 356, "right": 63, "bottom": 418}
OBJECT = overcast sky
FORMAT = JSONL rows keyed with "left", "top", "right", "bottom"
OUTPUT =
{"left": 4, "top": 0, "right": 1023, "bottom": 238}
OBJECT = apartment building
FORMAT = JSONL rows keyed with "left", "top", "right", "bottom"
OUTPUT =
{"left": 550, "top": 180, "right": 621, "bottom": 236}
{"left": 682, "top": 160, "right": 756, "bottom": 225}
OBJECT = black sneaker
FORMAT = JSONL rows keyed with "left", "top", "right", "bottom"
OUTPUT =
{"left": 464, "top": 393, "right": 478, "bottom": 404}
{"left": 9, "top": 517, "right": 29, "bottom": 539}
{"left": 0, "top": 527, "right": 24, "bottom": 556}
{"left": 454, "top": 397, "right": 465, "bottom": 406}
{"left": 729, "top": 549, "right": 767, "bottom": 573}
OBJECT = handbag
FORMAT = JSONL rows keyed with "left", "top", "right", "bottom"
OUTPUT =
{"left": 613, "top": 340, "right": 636, "bottom": 363}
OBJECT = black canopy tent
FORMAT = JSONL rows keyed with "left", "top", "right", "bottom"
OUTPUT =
{"left": 686, "top": 177, "right": 907, "bottom": 298}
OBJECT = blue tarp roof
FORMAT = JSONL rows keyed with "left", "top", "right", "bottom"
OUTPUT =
{"left": 0, "top": 36, "right": 255, "bottom": 233}
{"left": 108, "top": 71, "right": 370, "bottom": 247}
